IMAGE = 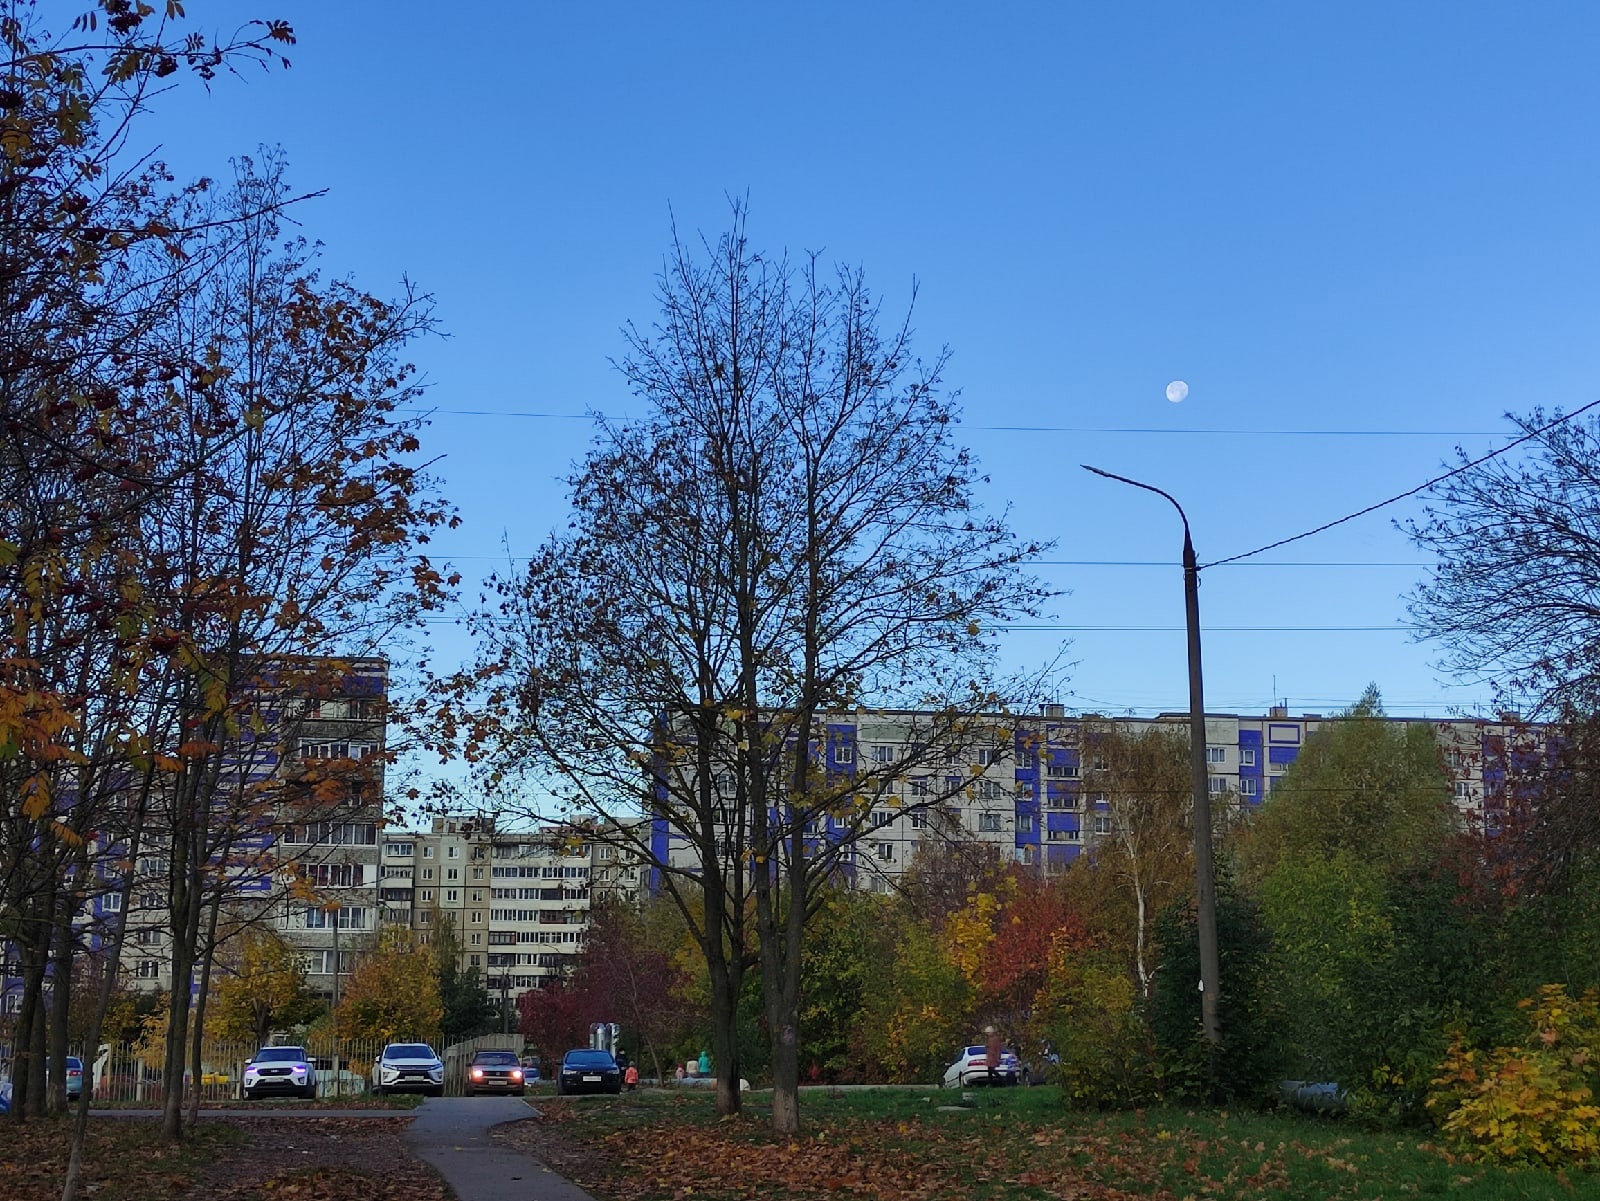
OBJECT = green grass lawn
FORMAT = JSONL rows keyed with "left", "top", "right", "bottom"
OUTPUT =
{"left": 526, "top": 1086, "right": 1600, "bottom": 1200}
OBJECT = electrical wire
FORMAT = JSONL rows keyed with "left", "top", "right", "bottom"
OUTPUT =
{"left": 1203, "top": 398, "right": 1600, "bottom": 568}
{"left": 402, "top": 406, "right": 1509, "bottom": 438}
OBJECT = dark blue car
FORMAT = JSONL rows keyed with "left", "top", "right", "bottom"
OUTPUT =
{"left": 556, "top": 1048, "right": 621, "bottom": 1095}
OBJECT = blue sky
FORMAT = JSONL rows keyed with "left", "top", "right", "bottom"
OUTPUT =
{"left": 134, "top": 1, "right": 1600, "bottom": 720}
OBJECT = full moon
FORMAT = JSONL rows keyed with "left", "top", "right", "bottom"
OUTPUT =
{"left": 1165, "top": 380, "right": 1189, "bottom": 403}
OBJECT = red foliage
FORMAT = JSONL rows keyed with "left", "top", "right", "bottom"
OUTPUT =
{"left": 978, "top": 873, "right": 1094, "bottom": 1023}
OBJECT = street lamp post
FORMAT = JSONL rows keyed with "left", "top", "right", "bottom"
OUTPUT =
{"left": 1082, "top": 465, "right": 1221, "bottom": 1047}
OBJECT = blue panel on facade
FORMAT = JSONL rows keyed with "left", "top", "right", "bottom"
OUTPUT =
{"left": 1044, "top": 811, "right": 1079, "bottom": 832}
{"left": 1268, "top": 746, "right": 1299, "bottom": 765}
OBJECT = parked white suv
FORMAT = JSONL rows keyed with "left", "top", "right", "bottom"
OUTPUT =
{"left": 371, "top": 1043, "right": 444, "bottom": 1096}
{"left": 242, "top": 1046, "right": 317, "bottom": 1100}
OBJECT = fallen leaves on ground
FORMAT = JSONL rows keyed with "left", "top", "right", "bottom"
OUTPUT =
{"left": 0, "top": 1115, "right": 448, "bottom": 1201}
{"left": 0, "top": 1116, "right": 242, "bottom": 1201}
{"left": 505, "top": 1109, "right": 1175, "bottom": 1201}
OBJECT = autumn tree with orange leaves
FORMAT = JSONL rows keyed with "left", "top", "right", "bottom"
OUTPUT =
{"left": 0, "top": 8, "right": 456, "bottom": 1189}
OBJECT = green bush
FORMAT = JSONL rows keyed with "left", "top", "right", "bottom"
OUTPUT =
{"left": 1149, "top": 885, "right": 1285, "bottom": 1106}
{"left": 1046, "top": 948, "right": 1160, "bottom": 1110}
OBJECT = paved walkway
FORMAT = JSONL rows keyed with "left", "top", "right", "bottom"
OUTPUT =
{"left": 406, "top": 1096, "right": 596, "bottom": 1201}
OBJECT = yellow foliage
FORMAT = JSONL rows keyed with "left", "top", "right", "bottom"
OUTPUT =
{"left": 1428, "top": 984, "right": 1600, "bottom": 1167}
{"left": 335, "top": 926, "right": 443, "bottom": 1043}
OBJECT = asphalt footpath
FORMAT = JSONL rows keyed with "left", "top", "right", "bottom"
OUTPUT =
{"left": 405, "top": 1095, "right": 597, "bottom": 1201}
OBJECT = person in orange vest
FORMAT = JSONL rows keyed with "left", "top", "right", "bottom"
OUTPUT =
{"left": 624, "top": 1063, "right": 639, "bottom": 1091}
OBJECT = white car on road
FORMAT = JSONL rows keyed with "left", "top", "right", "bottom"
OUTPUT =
{"left": 942, "top": 1044, "right": 1022, "bottom": 1088}
{"left": 371, "top": 1043, "right": 444, "bottom": 1096}
{"left": 242, "top": 1046, "right": 317, "bottom": 1100}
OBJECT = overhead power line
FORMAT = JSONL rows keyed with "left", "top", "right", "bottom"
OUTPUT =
{"left": 1204, "top": 398, "right": 1600, "bottom": 568}
{"left": 402, "top": 407, "right": 1509, "bottom": 438}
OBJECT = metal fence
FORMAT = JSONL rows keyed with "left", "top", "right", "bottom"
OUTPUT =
{"left": 85, "top": 1032, "right": 524, "bottom": 1104}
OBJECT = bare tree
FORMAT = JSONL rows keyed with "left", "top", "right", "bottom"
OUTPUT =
{"left": 463, "top": 204, "right": 1056, "bottom": 1132}
{"left": 1407, "top": 409, "right": 1600, "bottom": 716}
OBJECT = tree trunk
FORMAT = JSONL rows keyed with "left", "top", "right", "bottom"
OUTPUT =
{"left": 186, "top": 896, "right": 223, "bottom": 1127}
{"left": 708, "top": 957, "right": 742, "bottom": 1116}
{"left": 1134, "top": 882, "right": 1151, "bottom": 998}
{"left": 46, "top": 897, "right": 75, "bottom": 1115}
{"left": 61, "top": 794, "right": 146, "bottom": 1201}
{"left": 8, "top": 931, "right": 44, "bottom": 1122}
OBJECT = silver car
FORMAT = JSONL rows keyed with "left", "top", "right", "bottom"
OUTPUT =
{"left": 371, "top": 1042, "right": 444, "bottom": 1096}
{"left": 242, "top": 1046, "right": 317, "bottom": 1100}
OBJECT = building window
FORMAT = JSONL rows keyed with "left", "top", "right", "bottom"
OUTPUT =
{"left": 303, "top": 862, "right": 365, "bottom": 889}
{"left": 834, "top": 744, "right": 854, "bottom": 764}
{"left": 1017, "top": 814, "right": 1034, "bottom": 834}
{"left": 1093, "top": 814, "right": 1113, "bottom": 835}
{"left": 384, "top": 842, "right": 414, "bottom": 857}
{"left": 1453, "top": 780, "right": 1473, "bottom": 800}
{"left": 445, "top": 889, "right": 459, "bottom": 903}
{"left": 1088, "top": 792, "right": 1108, "bottom": 807}
{"left": 136, "top": 960, "right": 161, "bottom": 980}
{"left": 872, "top": 810, "right": 893, "bottom": 828}
{"left": 1045, "top": 762, "right": 1078, "bottom": 778}
{"left": 871, "top": 745, "right": 895, "bottom": 764}
{"left": 423, "top": 846, "right": 435, "bottom": 859}
{"left": 910, "top": 811, "right": 927, "bottom": 829}
{"left": 1240, "top": 748, "right": 1256, "bottom": 767}
{"left": 102, "top": 893, "right": 124, "bottom": 913}
{"left": 909, "top": 777, "right": 929, "bottom": 797}
{"left": 420, "top": 889, "right": 435, "bottom": 903}
{"left": 974, "top": 780, "right": 1006, "bottom": 801}
{"left": 471, "top": 911, "right": 483, "bottom": 924}
{"left": 977, "top": 747, "right": 999, "bottom": 766}
{"left": 304, "top": 907, "right": 366, "bottom": 931}
{"left": 134, "top": 928, "right": 162, "bottom": 945}
{"left": 298, "top": 739, "right": 378, "bottom": 760}
{"left": 1206, "top": 746, "right": 1226, "bottom": 764}
{"left": 1046, "top": 828, "right": 1081, "bottom": 843}
{"left": 1240, "top": 777, "right": 1259, "bottom": 797}
{"left": 1208, "top": 776, "right": 1229, "bottom": 795}
{"left": 1045, "top": 793, "right": 1079, "bottom": 811}
{"left": 447, "top": 846, "right": 459, "bottom": 859}
{"left": 978, "top": 812, "right": 1003, "bottom": 832}
{"left": 873, "top": 841, "right": 894, "bottom": 861}
{"left": 446, "top": 868, "right": 459, "bottom": 881}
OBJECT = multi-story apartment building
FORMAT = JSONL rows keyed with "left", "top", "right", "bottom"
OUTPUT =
{"left": 72, "top": 657, "right": 387, "bottom": 1002}
{"left": 379, "top": 815, "right": 494, "bottom": 976}
{"left": 647, "top": 704, "right": 1541, "bottom": 892}
{"left": 379, "top": 816, "right": 644, "bottom": 1009}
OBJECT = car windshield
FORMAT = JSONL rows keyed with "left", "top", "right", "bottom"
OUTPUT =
{"left": 65, "top": 1057, "right": 82, "bottom": 1070}
{"left": 255, "top": 1048, "right": 305, "bottom": 1062}
{"left": 965, "top": 1047, "right": 986, "bottom": 1057}
{"left": 386, "top": 1044, "right": 437, "bottom": 1059}
{"left": 564, "top": 1050, "right": 615, "bottom": 1068}
{"left": 473, "top": 1052, "right": 519, "bottom": 1065}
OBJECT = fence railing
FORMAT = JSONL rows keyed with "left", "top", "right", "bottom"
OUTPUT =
{"left": 84, "top": 1032, "right": 524, "bottom": 1104}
